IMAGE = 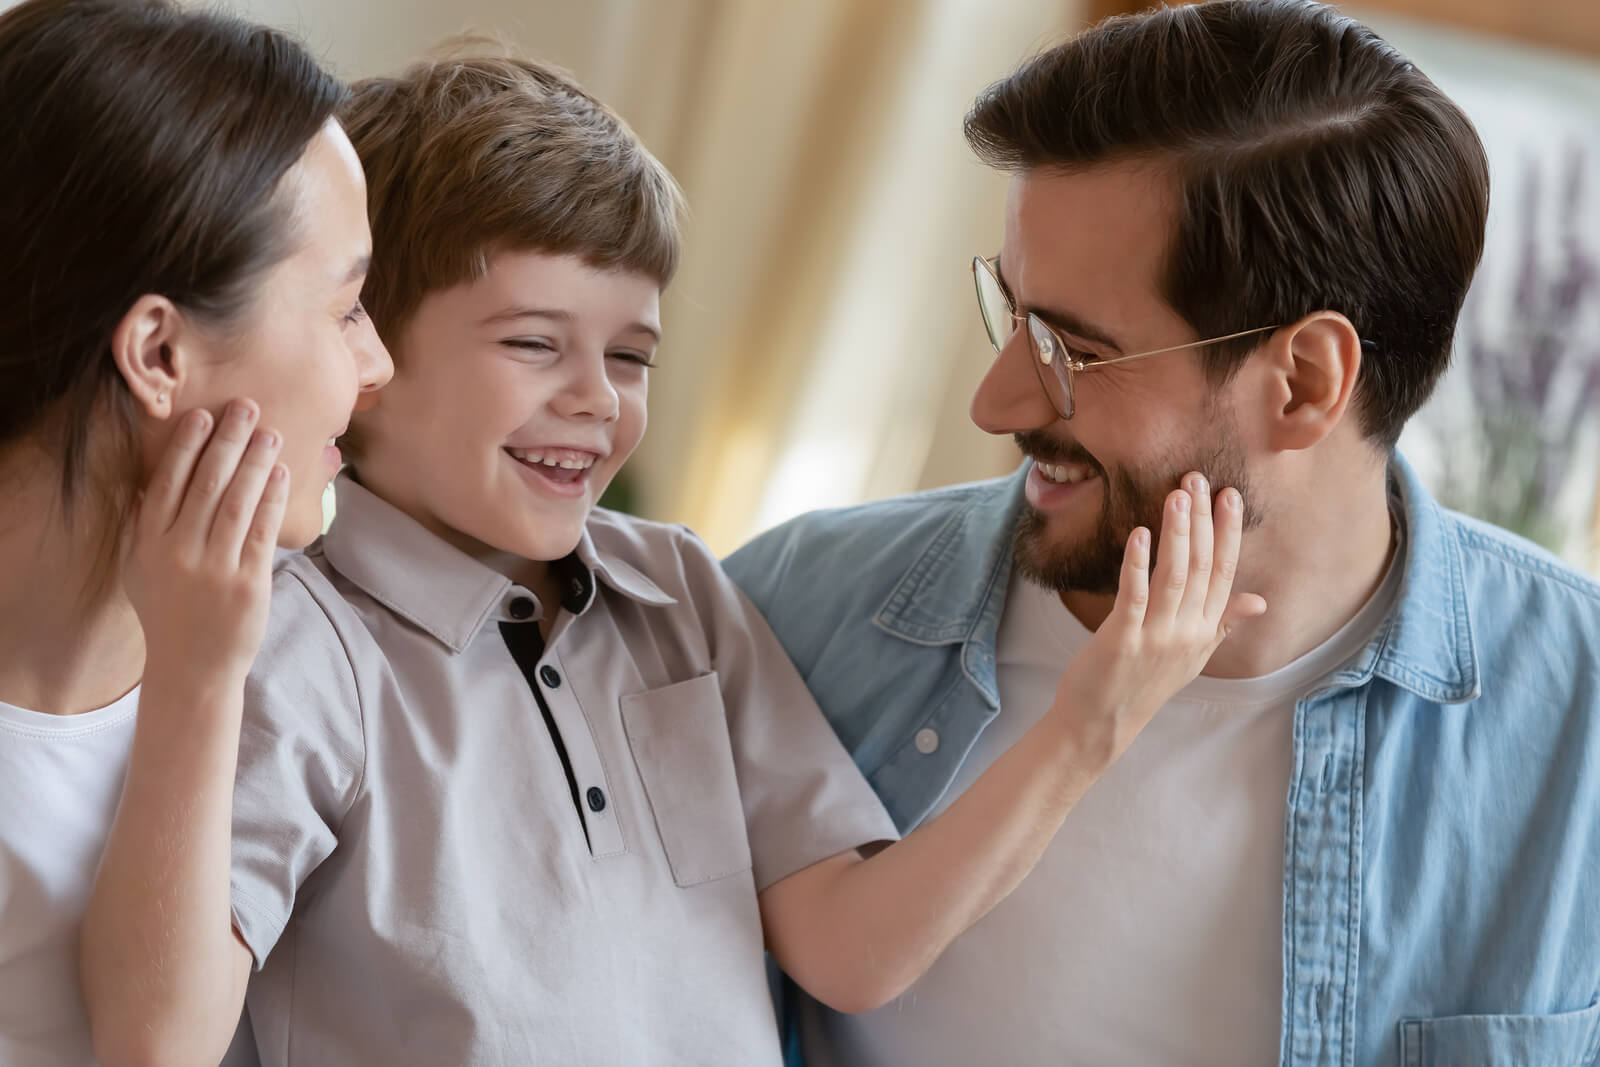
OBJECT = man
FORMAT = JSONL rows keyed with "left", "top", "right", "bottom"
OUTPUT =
{"left": 724, "top": 2, "right": 1600, "bottom": 1065}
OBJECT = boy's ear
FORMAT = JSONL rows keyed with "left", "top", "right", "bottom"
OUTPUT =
{"left": 110, "top": 294, "right": 191, "bottom": 420}
{"left": 1255, "top": 311, "right": 1362, "bottom": 453}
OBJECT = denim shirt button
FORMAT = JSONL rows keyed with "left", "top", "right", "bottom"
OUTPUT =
{"left": 914, "top": 728, "right": 940, "bottom": 755}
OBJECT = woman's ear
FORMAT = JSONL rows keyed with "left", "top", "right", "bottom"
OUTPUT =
{"left": 109, "top": 294, "right": 189, "bottom": 420}
{"left": 1259, "top": 311, "right": 1363, "bottom": 453}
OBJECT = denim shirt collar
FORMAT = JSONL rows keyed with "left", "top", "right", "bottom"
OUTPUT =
{"left": 871, "top": 466, "right": 1028, "bottom": 711}
{"left": 1323, "top": 452, "right": 1480, "bottom": 703}
{"left": 871, "top": 453, "right": 1480, "bottom": 708}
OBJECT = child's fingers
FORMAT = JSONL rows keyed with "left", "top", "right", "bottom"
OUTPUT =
{"left": 1146, "top": 489, "right": 1191, "bottom": 627}
{"left": 1202, "top": 487, "right": 1247, "bottom": 623}
{"left": 209, "top": 427, "right": 282, "bottom": 565}
{"left": 172, "top": 400, "right": 258, "bottom": 545}
{"left": 139, "top": 408, "right": 214, "bottom": 536}
{"left": 1176, "top": 474, "right": 1213, "bottom": 623}
{"left": 1107, "top": 526, "right": 1152, "bottom": 636}
{"left": 239, "top": 463, "right": 290, "bottom": 576}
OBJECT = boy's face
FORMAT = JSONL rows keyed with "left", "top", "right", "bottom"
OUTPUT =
{"left": 353, "top": 250, "right": 659, "bottom": 563}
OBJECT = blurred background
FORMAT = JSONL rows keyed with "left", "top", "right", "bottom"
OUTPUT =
{"left": 16, "top": 0, "right": 1599, "bottom": 569}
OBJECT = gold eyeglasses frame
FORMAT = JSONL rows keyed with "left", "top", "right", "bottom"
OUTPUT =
{"left": 972, "top": 255, "right": 1280, "bottom": 420}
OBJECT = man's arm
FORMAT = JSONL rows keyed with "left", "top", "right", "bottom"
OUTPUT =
{"left": 759, "top": 480, "right": 1265, "bottom": 1013}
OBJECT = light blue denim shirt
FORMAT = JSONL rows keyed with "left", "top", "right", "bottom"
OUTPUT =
{"left": 725, "top": 453, "right": 1600, "bottom": 1067}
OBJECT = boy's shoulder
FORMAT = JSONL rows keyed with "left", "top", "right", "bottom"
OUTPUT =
{"left": 581, "top": 506, "right": 727, "bottom": 605}
{"left": 261, "top": 544, "right": 373, "bottom": 669}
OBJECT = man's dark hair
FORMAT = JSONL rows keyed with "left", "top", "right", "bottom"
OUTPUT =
{"left": 965, "top": 0, "right": 1490, "bottom": 448}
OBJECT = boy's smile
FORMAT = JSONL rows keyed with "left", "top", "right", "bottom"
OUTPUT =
{"left": 351, "top": 249, "right": 660, "bottom": 569}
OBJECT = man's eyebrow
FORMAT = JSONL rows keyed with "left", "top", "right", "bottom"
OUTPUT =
{"left": 995, "top": 257, "right": 1126, "bottom": 354}
{"left": 478, "top": 306, "right": 662, "bottom": 341}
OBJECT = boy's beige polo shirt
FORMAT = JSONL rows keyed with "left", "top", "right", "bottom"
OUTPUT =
{"left": 229, "top": 475, "right": 897, "bottom": 1067}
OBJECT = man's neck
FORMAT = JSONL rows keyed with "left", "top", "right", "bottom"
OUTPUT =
{"left": 1062, "top": 461, "right": 1398, "bottom": 681}
{"left": 0, "top": 451, "right": 145, "bottom": 715}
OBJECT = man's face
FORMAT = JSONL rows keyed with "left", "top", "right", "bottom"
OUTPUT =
{"left": 969, "top": 162, "right": 1259, "bottom": 595}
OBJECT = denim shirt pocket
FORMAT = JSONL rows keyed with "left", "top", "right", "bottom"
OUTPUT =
{"left": 1398, "top": 998, "right": 1600, "bottom": 1067}
{"left": 620, "top": 671, "right": 754, "bottom": 888}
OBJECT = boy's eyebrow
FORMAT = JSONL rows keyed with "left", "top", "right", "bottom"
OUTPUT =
{"left": 480, "top": 306, "right": 662, "bottom": 342}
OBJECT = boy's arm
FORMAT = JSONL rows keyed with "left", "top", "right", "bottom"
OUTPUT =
{"left": 758, "top": 478, "right": 1266, "bottom": 1014}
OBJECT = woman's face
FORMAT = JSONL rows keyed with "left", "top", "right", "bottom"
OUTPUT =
{"left": 172, "top": 120, "right": 393, "bottom": 547}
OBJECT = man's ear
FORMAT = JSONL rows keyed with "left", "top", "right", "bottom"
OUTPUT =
{"left": 1255, "top": 311, "right": 1362, "bottom": 453}
{"left": 109, "top": 294, "right": 190, "bottom": 420}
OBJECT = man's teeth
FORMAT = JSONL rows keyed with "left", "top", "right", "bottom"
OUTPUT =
{"left": 508, "top": 448, "right": 596, "bottom": 470}
{"left": 1036, "top": 460, "right": 1096, "bottom": 484}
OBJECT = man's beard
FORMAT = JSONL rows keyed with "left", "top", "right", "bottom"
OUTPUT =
{"left": 1011, "top": 423, "right": 1261, "bottom": 596}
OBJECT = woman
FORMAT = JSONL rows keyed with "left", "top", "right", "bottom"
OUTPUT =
{"left": 0, "top": 1, "right": 390, "bottom": 1062}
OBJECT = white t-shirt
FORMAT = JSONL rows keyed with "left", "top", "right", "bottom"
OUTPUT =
{"left": 0, "top": 688, "right": 139, "bottom": 1067}
{"left": 0, "top": 689, "right": 259, "bottom": 1067}
{"left": 803, "top": 552, "right": 1402, "bottom": 1067}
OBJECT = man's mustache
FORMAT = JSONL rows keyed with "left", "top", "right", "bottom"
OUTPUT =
{"left": 1013, "top": 430, "right": 1101, "bottom": 472}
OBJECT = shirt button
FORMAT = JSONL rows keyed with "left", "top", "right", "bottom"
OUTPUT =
{"left": 586, "top": 786, "right": 607, "bottom": 812}
{"left": 914, "top": 728, "right": 940, "bottom": 755}
{"left": 569, "top": 576, "right": 589, "bottom": 600}
{"left": 539, "top": 665, "right": 561, "bottom": 688}
{"left": 507, "top": 596, "right": 536, "bottom": 621}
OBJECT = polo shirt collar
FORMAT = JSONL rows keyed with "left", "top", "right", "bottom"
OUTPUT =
{"left": 321, "top": 473, "right": 675, "bottom": 653}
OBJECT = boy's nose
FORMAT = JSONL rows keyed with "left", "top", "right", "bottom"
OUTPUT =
{"left": 556, "top": 354, "right": 620, "bottom": 422}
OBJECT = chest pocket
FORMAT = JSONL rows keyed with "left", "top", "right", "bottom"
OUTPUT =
{"left": 620, "top": 672, "right": 753, "bottom": 887}
{"left": 1398, "top": 998, "right": 1600, "bottom": 1067}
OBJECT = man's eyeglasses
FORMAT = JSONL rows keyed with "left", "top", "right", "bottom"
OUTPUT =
{"left": 971, "top": 255, "right": 1279, "bottom": 420}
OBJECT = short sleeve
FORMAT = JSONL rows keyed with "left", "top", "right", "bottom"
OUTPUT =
{"left": 675, "top": 528, "right": 899, "bottom": 890}
{"left": 229, "top": 563, "right": 366, "bottom": 968}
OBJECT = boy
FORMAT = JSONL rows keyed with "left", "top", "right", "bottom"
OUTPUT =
{"left": 84, "top": 51, "right": 1260, "bottom": 1066}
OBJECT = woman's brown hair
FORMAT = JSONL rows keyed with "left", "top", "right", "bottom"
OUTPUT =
{"left": 0, "top": 0, "right": 347, "bottom": 522}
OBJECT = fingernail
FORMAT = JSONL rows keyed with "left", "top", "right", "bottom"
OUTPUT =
{"left": 1223, "top": 488, "right": 1241, "bottom": 511}
{"left": 1193, "top": 474, "right": 1209, "bottom": 497}
{"left": 1174, "top": 492, "right": 1190, "bottom": 514}
{"left": 256, "top": 429, "right": 280, "bottom": 450}
{"left": 187, "top": 409, "right": 211, "bottom": 433}
{"left": 269, "top": 464, "right": 287, "bottom": 482}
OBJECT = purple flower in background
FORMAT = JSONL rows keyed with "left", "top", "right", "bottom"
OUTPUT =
{"left": 1447, "top": 142, "right": 1600, "bottom": 549}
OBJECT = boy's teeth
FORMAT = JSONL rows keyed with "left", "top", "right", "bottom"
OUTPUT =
{"left": 1036, "top": 461, "right": 1096, "bottom": 484}
{"left": 509, "top": 448, "right": 596, "bottom": 470}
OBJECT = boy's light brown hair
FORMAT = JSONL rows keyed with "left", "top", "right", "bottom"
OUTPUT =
{"left": 340, "top": 47, "right": 686, "bottom": 347}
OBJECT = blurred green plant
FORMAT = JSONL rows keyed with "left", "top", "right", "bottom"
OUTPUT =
{"left": 598, "top": 467, "right": 638, "bottom": 515}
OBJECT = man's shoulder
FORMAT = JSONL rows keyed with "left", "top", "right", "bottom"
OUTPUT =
{"left": 1424, "top": 509, "right": 1600, "bottom": 698}
{"left": 727, "top": 474, "right": 1018, "bottom": 575}
{"left": 1444, "top": 508, "right": 1600, "bottom": 625}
